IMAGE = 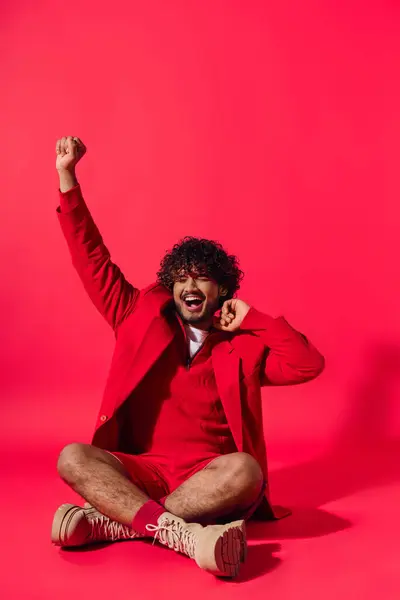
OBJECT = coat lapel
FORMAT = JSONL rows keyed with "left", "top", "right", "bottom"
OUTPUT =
{"left": 114, "top": 311, "right": 244, "bottom": 453}
{"left": 212, "top": 342, "right": 243, "bottom": 452}
{"left": 114, "top": 315, "right": 175, "bottom": 412}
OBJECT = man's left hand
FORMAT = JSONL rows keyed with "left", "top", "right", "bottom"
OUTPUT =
{"left": 213, "top": 298, "right": 251, "bottom": 332}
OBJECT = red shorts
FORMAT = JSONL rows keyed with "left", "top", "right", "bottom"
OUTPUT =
{"left": 109, "top": 451, "right": 265, "bottom": 524}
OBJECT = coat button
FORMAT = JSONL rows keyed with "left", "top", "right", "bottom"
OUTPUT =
{"left": 100, "top": 415, "right": 108, "bottom": 422}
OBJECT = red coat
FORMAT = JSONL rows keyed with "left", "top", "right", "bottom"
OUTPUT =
{"left": 57, "top": 185, "right": 325, "bottom": 519}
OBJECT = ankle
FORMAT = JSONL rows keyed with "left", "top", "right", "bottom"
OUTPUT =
{"left": 132, "top": 500, "right": 165, "bottom": 537}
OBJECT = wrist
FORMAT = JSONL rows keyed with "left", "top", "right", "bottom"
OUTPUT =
{"left": 57, "top": 168, "right": 77, "bottom": 177}
{"left": 58, "top": 169, "right": 78, "bottom": 193}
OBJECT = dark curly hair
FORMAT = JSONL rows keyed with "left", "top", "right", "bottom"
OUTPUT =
{"left": 157, "top": 236, "right": 244, "bottom": 307}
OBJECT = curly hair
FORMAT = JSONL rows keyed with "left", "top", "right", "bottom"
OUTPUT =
{"left": 157, "top": 236, "right": 244, "bottom": 306}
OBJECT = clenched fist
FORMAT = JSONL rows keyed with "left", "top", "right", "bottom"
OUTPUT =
{"left": 213, "top": 298, "right": 251, "bottom": 332}
{"left": 56, "top": 136, "right": 86, "bottom": 172}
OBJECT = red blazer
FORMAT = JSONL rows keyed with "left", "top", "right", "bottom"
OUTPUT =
{"left": 57, "top": 185, "right": 325, "bottom": 519}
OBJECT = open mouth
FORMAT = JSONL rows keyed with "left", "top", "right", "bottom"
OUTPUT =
{"left": 183, "top": 296, "right": 204, "bottom": 312}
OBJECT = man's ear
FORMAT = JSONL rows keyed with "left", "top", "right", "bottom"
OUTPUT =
{"left": 219, "top": 286, "right": 228, "bottom": 297}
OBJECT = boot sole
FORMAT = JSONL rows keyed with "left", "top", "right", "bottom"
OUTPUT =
{"left": 215, "top": 520, "right": 246, "bottom": 577}
{"left": 51, "top": 503, "right": 90, "bottom": 547}
{"left": 226, "top": 519, "right": 247, "bottom": 564}
{"left": 238, "top": 521, "right": 247, "bottom": 563}
{"left": 197, "top": 520, "right": 247, "bottom": 578}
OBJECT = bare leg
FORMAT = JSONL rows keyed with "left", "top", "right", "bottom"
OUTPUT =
{"left": 55, "top": 446, "right": 259, "bottom": 575}
{"left": 58, "top": 445, "right": 262, "bottom": 526}
{"left": 165, "top": 452, "right": 264, "bottom": 523}
{"left": 57, "top": 443, "right": 148, "bottom": 526}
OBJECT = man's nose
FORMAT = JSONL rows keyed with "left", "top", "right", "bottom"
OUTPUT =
{"left": 185, "top": 278, "right": 200, "bottom": 291}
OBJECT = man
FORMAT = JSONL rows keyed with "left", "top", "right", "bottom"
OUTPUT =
{"left": 52, "top": 136, "right": 325, "bottom": 578}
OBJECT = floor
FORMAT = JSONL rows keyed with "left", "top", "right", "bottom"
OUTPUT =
{"left": 4, "top": 433, "right": 399, "bottom": 600}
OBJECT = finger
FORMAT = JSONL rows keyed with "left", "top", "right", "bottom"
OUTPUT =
{"left": 74, "top": 137, "right": 85, "bottom": 148}
{"left": 60, "top": 136, "right": 67, "bottom": 156}
{"left": 73, "top": 137, "right": 85, "bottom": 153}
{"left": 66, "top": 136, "right": 76, "bottom": 155}
{"left": 56, "top": 139, "right": 61, "bottom": 154}
{"left": 221, "top": 306, "right": 235, "bottom": 320}
{"left": 222, "top": 303, "right": 231, "bottom": 315}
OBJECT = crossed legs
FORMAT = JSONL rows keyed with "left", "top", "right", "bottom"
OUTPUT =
{"left": 56, "top": 443, "right": 264, "bottom": 525}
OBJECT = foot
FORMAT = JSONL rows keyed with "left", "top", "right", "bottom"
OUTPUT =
{"left": 51, "top": 503, "right": 140, "bottom": 547}
{"left": 147, "top": 512, "right": 247, "bottom": 578}
{"left": 84, "top": 503, "right": 247, "bottom": 565}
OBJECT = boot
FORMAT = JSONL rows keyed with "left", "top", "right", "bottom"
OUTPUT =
{"left": 146, "top": 512, "right": 247, "bottom": 578}
{"left": 84, "top": 502, "right": 247, "bottom": 571}
{"left": 51, "top": 503, "right": 140, "bottom": 547}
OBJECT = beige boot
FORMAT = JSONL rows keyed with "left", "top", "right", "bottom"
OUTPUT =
{"left": 147, "top": 512, "right": 247, "bottom": 578}
{"left": 51, "top": 503, "right": 140, "bottom": 547}
{"left": 84, "top": 503, "right": 247, "bottom": 566}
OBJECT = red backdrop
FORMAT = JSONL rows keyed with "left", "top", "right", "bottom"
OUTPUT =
{"left": 1, "top": 1, "right": 399, "bottom": 596}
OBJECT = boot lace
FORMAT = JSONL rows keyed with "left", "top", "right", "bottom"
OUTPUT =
{"left": 89, "top": 515, "right": 137, "bottom": 541}
{"left": 146, "top": 517, "right": 197, "bottom": 558}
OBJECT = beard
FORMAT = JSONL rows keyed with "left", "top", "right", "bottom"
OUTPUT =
{"left": 175, "top": 297, "right": 219, "bottom": 326}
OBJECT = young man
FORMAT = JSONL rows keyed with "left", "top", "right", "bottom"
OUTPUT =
{"left": 51, "top": 136, "right": 325, "bottom": 578}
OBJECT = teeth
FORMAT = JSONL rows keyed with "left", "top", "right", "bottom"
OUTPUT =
{"left": 185, "top": 295, "right": 203, "bottom": 301}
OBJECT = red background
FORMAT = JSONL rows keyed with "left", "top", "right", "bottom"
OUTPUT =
{"left": 1, "top": 1, "right": 399, "bottom": 598}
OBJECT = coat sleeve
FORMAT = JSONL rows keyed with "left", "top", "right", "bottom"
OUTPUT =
{"left": 56, "top": 184, "right": 139, "bottom": 330}
{"left": 239, "top": 306, "right": 325, "bottom": 386}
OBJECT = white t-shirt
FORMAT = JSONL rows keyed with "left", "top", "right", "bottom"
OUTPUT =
{"left": 184, "top": 324, "right": 210, "bottom": 358}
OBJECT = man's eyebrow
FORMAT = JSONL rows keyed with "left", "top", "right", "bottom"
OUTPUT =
{"left": 175, "top": 268, "right": 209, "bottom": 279}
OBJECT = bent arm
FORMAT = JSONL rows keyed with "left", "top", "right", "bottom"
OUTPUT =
{"left": 240, "top": 307, "right": 325, "bottom": 385}
{"left": 56, "top": 184, "right": 139, "bottom": 329}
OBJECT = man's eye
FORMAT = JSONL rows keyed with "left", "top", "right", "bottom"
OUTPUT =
{"left": 175, "top": 273, "right": 209, "bottom": 282}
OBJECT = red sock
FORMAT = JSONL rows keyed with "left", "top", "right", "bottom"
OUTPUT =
{"left": 132, "top": 500, "right": 166, "bottom": 537}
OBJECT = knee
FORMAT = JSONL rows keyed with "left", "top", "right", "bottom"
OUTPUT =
{"left": 226, "top": 452, "right": 264, "bottom": 495}
{"left": 57, "top": 443, "right": 89, "bottom": 482}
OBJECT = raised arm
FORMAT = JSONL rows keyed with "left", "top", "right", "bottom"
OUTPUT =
{"left": 55, "top": 136, "right": 139, "bottom": 330}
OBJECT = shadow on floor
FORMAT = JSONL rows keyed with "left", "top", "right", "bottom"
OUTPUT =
{"left": 248, "top": 506, "right": 351, "bottom": 541}
{"left": 256, "top": 341, "right": 400, "bottom": 540}
{"left": 233, "top": 543, "right": 282, "bottom": 583}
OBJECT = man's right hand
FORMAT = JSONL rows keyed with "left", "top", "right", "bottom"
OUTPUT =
{"left": 56, "top": 136, "right": 86, "bottom": 172}
{"left": 56, "top": 136, "right": 86, "bottom": 192}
